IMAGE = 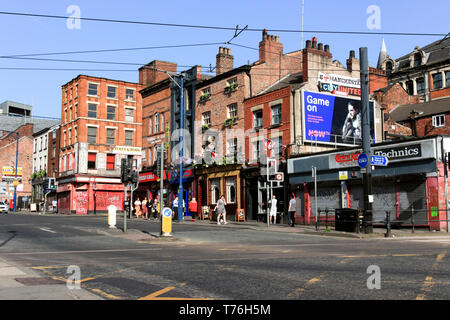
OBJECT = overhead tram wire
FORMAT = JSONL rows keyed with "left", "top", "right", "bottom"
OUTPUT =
{"left": 0, "top": 11, "right": 446, "bottom": 37}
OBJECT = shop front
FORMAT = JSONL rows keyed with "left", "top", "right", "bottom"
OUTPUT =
{"left": 195, "top": 164, "right": 242, "bottom": 221}
{"left": 288, "top": 136, "right": 449, "bottom": 231}
{"left": 56, "top": 175, "right": 124, "bottom": 215}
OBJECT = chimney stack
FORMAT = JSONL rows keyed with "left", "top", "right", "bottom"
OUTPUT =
{"left": 216, "top": 47, "right": 234, "bottom": 75}
{"left": 324, "top": 44, "right": 330, "bottom": 53}
{"left": 259, "top": 29, "right": 283, "bottom": 63}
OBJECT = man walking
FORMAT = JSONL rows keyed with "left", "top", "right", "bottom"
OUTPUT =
{"left": 288, "top": 194, "right": 296, "bottom": 227}
{"left": 270, "top": 195, "right": 277, "bottom": 224}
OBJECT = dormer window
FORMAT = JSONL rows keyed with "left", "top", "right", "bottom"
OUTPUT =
{"left": 385, "top": 61, "right": 393, "bottom": 75}
{"left": 414, "top": 53, "right": 422, "bottom": 68}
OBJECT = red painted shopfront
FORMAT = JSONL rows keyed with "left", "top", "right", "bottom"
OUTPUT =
{"left": 57, "top": 175, "right": 125, "bottom": 214}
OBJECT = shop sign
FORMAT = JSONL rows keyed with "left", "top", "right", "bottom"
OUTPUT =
{"left": 339, "top": 171, "right": 348, "bottom": 180}
{"left": 318, "top": 72, "right": 361, "bottom": 88}
{"left": 319, "top": 82, "right": 361, "bottom": 96}
{"left": 168, "top": 169, "right": 193, "bottom": 182}
{"left": 111, "top": 146, "right": 142, "bottom": 155}
{"left": 373, "top": 144, "right": 422, "bottom": 161}
{"left": 2, "top": 166, "right": 23, "bottom": 177}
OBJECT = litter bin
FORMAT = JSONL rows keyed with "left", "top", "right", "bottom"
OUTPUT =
{"left": 335, "top": 208, "right": 359, "bottom": 232}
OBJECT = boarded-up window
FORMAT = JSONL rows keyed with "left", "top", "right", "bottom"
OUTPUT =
{"left": 88, "top": 152, "right": 96, "bottom": 169}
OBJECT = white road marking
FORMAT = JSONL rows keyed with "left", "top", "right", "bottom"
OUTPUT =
{"left": 39, "top": 227, "right": 57, "bottom": 234}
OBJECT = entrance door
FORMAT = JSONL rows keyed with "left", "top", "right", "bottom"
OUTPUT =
{"left": 398, "top": 180, "right": 427, "bottom": 225}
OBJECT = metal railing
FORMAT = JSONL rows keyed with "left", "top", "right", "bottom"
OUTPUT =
{"left": 310, "top": 207, "right": 450, "bottom": 235}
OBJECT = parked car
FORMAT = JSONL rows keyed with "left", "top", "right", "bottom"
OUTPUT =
{"left": 0, "top": 201, "right": 8, "bottom": 213}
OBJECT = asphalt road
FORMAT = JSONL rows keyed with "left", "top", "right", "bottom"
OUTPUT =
{"left": 0, "top": 213, "right": 449, "bottom": 303}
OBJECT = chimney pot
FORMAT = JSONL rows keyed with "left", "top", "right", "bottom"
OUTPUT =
{"left": 306, "top": 40, "right": 311, "bottom": 48}
{"left": 318, "top": 43, "right": 323, "bottom": 51}
{"left": 349, "top": 50, "right": 355, "bottom": 58}
{"left": 324, "top": 44, "right": 330, "bottom": 53}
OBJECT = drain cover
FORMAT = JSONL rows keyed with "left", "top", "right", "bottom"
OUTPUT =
{"left": 14, "top": 277, "right": 62, "bottom": 286}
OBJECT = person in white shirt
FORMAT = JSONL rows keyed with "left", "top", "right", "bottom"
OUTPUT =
{"left": 270, "top": 195, "right": 277, "bottom": 224}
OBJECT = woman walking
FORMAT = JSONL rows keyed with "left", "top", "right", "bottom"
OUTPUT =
{"left": 134, "top": 197, "right": 142, "bottom": 218}
{"left": 142, "top": 197, "right": 148, "bottom": 219}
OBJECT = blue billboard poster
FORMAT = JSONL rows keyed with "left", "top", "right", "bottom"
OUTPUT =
{"left": 302, "top": 90, "right": 374, "bottom": 146}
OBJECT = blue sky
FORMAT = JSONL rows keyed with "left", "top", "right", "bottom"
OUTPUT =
{"left": 0, "top": 0, "right": 448, "bottom": 118}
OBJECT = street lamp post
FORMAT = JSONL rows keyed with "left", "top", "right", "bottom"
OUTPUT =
{"left": 178, "top": 75, "right": 184, "bottom": 222}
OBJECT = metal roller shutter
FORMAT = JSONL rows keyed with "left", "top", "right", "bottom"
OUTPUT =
{"left": 310, "top": 186, "right": 341, "bottom": 214}
{"left": 373, "top": 184, "right": 397, "bottom": 224}
{"left": 398, "top": 180, "right": 427, "bottom": 225}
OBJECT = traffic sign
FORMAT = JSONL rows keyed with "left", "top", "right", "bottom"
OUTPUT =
{"left": 357, "top": 153, "right": 369, "bottom": 168}
{"left": 162, "top": 207, "right": 172, "bottom": 218}
{"left": 269, "top": 172, "right": 284, "bottom": 182}
{"left": 370, "top": 155, "right": 389, "bottom": 166}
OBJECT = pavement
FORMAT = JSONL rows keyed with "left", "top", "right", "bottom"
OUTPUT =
{"left": 0, "top": 256, "right": 103, "bottom": 300}
{"left": 1, "top": 210, "right": 449, "bottom": 300}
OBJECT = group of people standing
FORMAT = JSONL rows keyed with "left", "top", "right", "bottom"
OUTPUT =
{"left": 133, "top": 196, "right": 159, "bottom": 219}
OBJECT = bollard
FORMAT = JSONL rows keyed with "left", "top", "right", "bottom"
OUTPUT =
{"left": 411, "top": 206, "right": 415, "bottom": 234}
{"left": 325, "top": 208, "right": 329, "bottom": 231}
{"left": 385, "top": 211, "right": 391, "bottom": 238}
{"left": 108, "top": 205, "right": 117, "bottom": 229}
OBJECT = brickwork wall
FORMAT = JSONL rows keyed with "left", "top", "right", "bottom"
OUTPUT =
{"left": 0, "top": 123, "right": 34, "bottom": 199}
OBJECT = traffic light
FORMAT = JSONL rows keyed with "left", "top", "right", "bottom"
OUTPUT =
{"left": 131, "top": 170, "right": 139, "bottom": 185}
{"left": 266, "top": 158, "right": 278, "bottom": 176}
{"left": 48, "top": 178, "right": 56, "bottom": 190}
{"left": 121, "top": 158, "right": 131, "bottom": 183}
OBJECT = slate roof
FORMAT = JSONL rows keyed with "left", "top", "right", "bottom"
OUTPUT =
{"left": 390, "top": 97, "right": 450, "bottom": 122}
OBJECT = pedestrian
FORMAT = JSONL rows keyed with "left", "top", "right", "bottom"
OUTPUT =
{"left": 142, "top": 197, "right": 148, "bottom": 219}
{"left": 146, "top": 197, "right": 152, "bottom": 219}
{"left": 134, "top": 197, "right": 142, "bottom": 218}
{"left": 52, "top": 199, "right": 58, "bottom": 213}
{"left": 288, "top": 194, "right": 296, "bottom": 227}
{"left": 270, "top": 195, "right": 277, "bottom": 224}
{"left": 172, "top": 196, "right": 179, "bottom": 221}
{"left": 215, "top": 195, "right": 227, "bottom": 225}
{"left": 153, "top": 198, "right": 158, "bottom": 219}
{"left": 189, "top": 197, "right": 198, "bottom": 219}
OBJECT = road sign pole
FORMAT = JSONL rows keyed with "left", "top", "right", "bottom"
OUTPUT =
{"left": 360, "top": 47, "right": 373, "bottom": 234}
{"left": 124, "top": 186, "right": 127, "bottom": 233}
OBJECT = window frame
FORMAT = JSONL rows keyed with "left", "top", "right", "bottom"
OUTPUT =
{"left": 106, "top": 128, "right": 116, "bottom": 145}
{"left": 125, "top": 130, "right": 134, "bottom": 146}
{"left": 125, "top": 88, "right": 135, "bottom": 101}
{"left": 433, "top": 72, "right": 443, "bottom": 90}
{"left": 107, "top": 85, "right": 117, "bottom": 99}
{"left": 87, "top": 126, "right": 98, "bottom": 144}
{"left": 106, "top": 105, "right": 116, "bottom": 121}
{"left": 88, "top": 82, "right": 99, "bottom": 96}
{"left": 432, "top": 114, "right": 445, "bottom": 128}
{"left": 87, "top": 103, "right": 98, "bottom": 118}
{"left": 202, "top": 111, "right": 211, "bottom": 126}
{"left": 253, "top": 110, "right": 263, "bottom": 128}
{"left": 227, "top": 103, "right": 238, "bottom": 119}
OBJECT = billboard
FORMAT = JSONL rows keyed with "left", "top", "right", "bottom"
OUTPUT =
{"left": 302, "top": 90, "right": 374, "bottom": 146}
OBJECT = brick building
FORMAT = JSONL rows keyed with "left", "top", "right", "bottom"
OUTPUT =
{"left": 193, "top": 30, "right": 305, "bottom": 220}
{"left": 0, "top": 123, "right": 34, "bottom": 209}
{"left": 390, "top": 97, "right": 450, "bottom": 137}
{"left": 57, "top": 75, "right": 143, "bottom": 214}
{"left": 136, "top": 61, "right": 176, "bottom": 203}
{"left": 379, "top": 37, "right": 450, "bottom": 102}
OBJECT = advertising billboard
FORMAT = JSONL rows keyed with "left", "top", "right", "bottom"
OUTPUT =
{"left": 302, "top": 90, "right": 374, "bottom": 146}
